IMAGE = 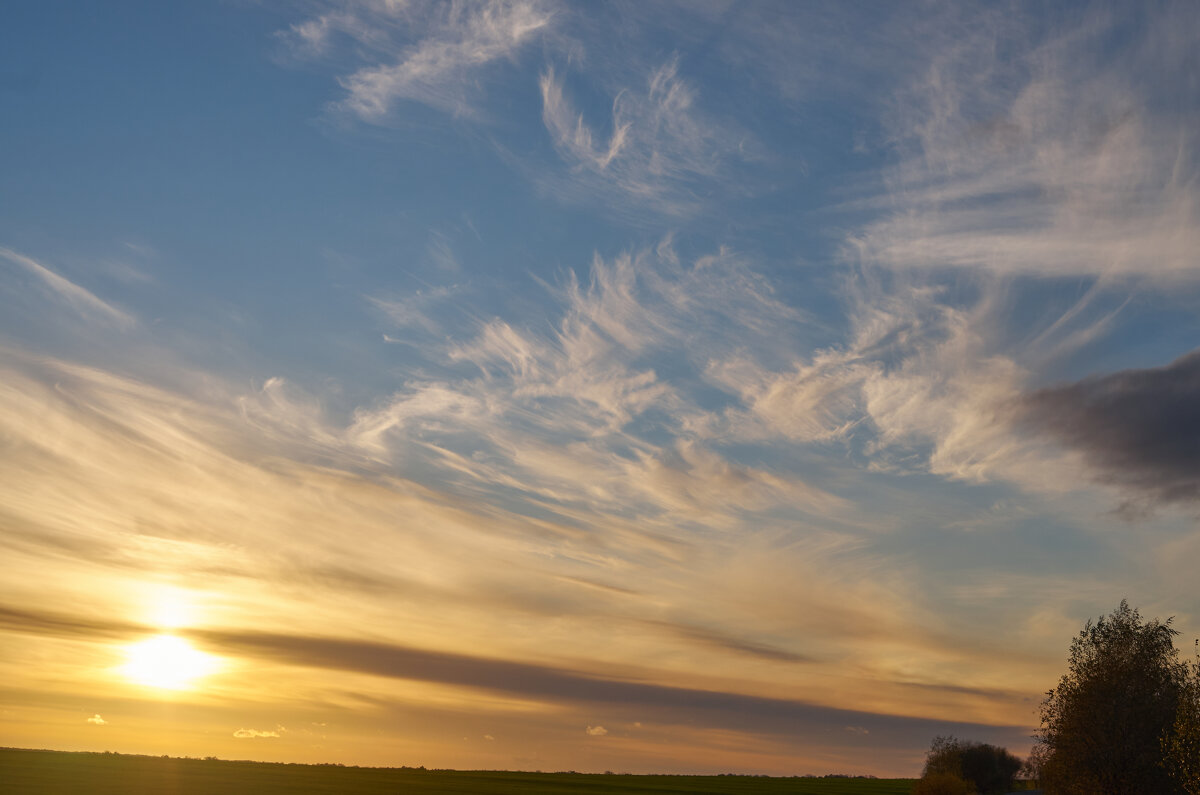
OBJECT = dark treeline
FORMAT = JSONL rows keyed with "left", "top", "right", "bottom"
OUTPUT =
{"left": 913, "top": 600, "right": 1200, "bottom": 795}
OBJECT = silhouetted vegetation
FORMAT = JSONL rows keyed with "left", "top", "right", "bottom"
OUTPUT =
{"left": 1035, "top": 600, "right": 1200, "bottom": 795}
{"left": 0, "top": 747, "right": 917, "bottom": 794}
{"left": 1163, "top": 658, "right": 1200, "bottom": 795}
{"left": 915, "top": 735, "right": 1022, "bottom": 795}
{"left": 912, "top": 770, "right": 973, "bottom": 795}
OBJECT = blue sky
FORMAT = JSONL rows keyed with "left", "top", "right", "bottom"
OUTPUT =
{"left": 2, "top": 0, "right": 1199, "bottom": 777}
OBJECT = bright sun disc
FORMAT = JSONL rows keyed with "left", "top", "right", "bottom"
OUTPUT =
{"left": 121, "top": 635, "right": 217, "bottom": 690}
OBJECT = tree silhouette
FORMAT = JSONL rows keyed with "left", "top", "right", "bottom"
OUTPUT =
{"left": 918, "top": 735, "right": 1022, "bottom": 795}
{"left": 1162, "top": 658, "right": 1200, "bottom": 795}
{"left": 1036, "top": 600, "right": 1191, "bottom": 795}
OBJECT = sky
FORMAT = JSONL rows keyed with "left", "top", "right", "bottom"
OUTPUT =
{"left": 1, "top": 0, "right": 1199, "bottom": 779}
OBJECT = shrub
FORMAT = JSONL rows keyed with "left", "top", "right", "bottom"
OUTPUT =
{"left": 914, "top": 771, "right": 975, "bottom": 795}
{"left": 921, "top": 735, "right": 1022, "bottom": 795}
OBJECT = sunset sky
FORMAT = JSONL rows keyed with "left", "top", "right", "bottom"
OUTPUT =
{"left": 2, "top": 0, "right": 1199, "bottom": 778}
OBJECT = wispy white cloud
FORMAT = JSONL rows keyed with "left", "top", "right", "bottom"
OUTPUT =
{"left": 285, "top": 0, "right": 553, "bottom": 120}
{"left": 539, "top": 66, "right": 629, "bottom": 172}
{"left": 236, "top": 376, "right": 349, "bottom": 456}
{"left": 718, "top": 4, "right": 1197, "bottom": 505}
{"left": 282, "top": 4, "right": 761, "bottom": 217}
{"left": 697, "top": 267, "right": 1114, "bottom": 500}
{"left": 585, "top": 725, "right": 607, "bottom": 736}
{"left": 353, "top": 243, "right": 836, "bottom": 527}
{"left": 426, "top": 232, "right": 461, "bottom": 273}
{"left": 852, "top": 5, "right": 1200, "bottom": 282}
{"left": 86, "top": 714, "right": 107, "bottom": 725}
{"left": 368, "top": 284, "right": 461, "bottom": 336}
{"left": 279, "top": 5, "right": 393, "bottom": 58}
{"left": 0, "top": 247, "right": 135, "bottom": 329}
{"left": 537, "top": 57, "right": 751, "bottom": 216}
{"left": 855, "top": 294, "right": 1034, "bottom": 483}
{"left": 706, "top": 352, "right": 872, "bottom": 444}
{"left": 233, "top": 728, "right": 280, "bottom": 738}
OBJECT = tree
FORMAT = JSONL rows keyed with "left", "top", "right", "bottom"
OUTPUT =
{"left": 1162, "top": 660, "right": 1200, "bottom": 795}
{"left": 919, "top": 735, "right": 1023, "bottom": 795}
{"left": 1020, "top": 741, "right": 1049, "bottom": 789}
{"left": 1036, "top": 600, "right": 1191, "bottom": 795}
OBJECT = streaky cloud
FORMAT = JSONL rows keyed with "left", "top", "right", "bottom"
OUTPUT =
{"left": 535, "top": 57, "right": 752, "bottom": 218}
{"left": 851, "top": 3, "right": 1200, "bottom": 281}
{"left": 644, "top": 619, "right": 817, "bottom": 665}
{"left": 286, "top": 0, "right": 553, "bottom": 121}
{"left": 0, "top": 604, "right": 144, "bottom": 642}
{"left": 0, "top": 247, "right": 135, "bottom": 329}
{"left": 539, "top": 66, "right": 630, "bottom": 172}
{"left": 190, "top": 623, "right": 1031, "bottom": 748}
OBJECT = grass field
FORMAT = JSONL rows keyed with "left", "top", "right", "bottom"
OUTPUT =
{"left": 0, "top": 748, "right": 916, "bottom": 794}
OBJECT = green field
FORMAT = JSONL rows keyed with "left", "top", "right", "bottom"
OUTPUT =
{"left": 0, "top": 748, "right": 915, "bottom": 794}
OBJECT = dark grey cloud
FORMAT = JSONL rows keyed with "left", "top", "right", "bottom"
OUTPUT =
{"left": 642, "top": 619, "right": 816, "bottom": 665}
{"left": 1022, "top": 349, "right": 1200, "bottom": 510}
{"left": 0, "top": 604, "right": 142, "bottom": 642}
{"left": 0, "top": 603, "right": 1028, "bottom": 751}
{"left": 191, "top": 625, "right": 1027, "bottom": 749}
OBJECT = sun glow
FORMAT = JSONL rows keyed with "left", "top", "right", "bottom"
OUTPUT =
{"left": 147, "top": 587, "right": 196, "bottom": 630}
{"left": 121, "top": 634, "right": 219, "bottom": 690}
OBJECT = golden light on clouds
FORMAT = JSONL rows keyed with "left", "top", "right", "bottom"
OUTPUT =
{"left": 120, "top": 635, "right": 220, "bottom": 691}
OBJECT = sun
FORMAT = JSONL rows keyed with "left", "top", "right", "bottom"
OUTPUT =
{"left": 121, "top": 634, "right": 218, "bottom": 690}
